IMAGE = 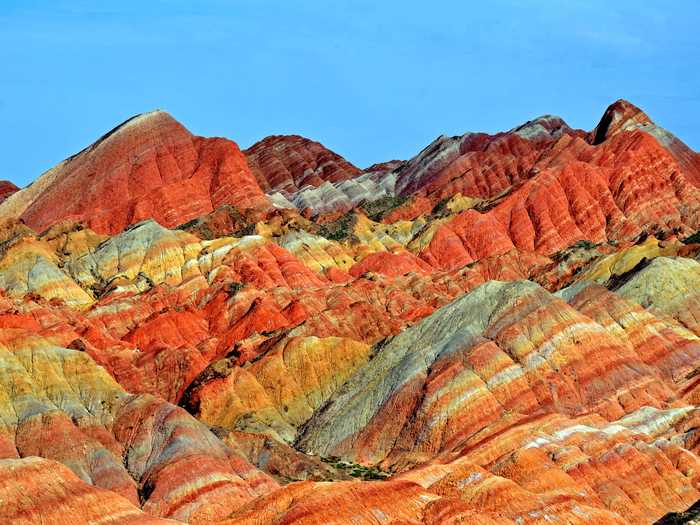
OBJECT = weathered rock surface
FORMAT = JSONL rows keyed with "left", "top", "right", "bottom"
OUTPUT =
{"left": 0, "top": 457, "right": 176, "bottom": 524}
{"left": 244, "top": 135, "right": 360, "bottom": 194}
{"left": 1, "top": 99, "right": 700, "bottom": 524}
{"left": 0, "top": 323, "right": 277, "bottom": 523}
{"left": 0, "top": 111, "right": 270, "bottom": 235}
{"left": 294, "top": 280, "right": 692, "bottom": 462}
{"left": 615, "top": 257, "right": 700, "bottom": 335}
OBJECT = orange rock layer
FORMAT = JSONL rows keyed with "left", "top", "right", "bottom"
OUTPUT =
{"left": 1, "top": 99, "right": 699, "bottom": 524}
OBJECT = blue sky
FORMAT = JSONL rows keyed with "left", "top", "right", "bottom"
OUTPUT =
{"left": 1, "top": 1, "right": 698, "bottom": 187}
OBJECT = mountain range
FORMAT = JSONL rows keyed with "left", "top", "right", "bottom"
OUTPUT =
{"left": 1, "top": 100, "right": 700, "bottom": 524}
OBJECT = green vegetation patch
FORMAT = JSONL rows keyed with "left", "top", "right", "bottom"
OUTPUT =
{"left": 225, "top": 281, "right": 244, "bottom": 298}
{"left": 430, "top": 197, "right": 451, "bottom": 217}
{"left": 572, "top": 239, "right": 598, "bottom": 250}
{"left": 317, "top": 213, "right": 359, "bottom": 243}
{"left": 320, "top": 456, "right": 390, "bottom": 481}
{"left": 551, "top": 239, "right": 600, "bottom": 263}
{"left": 361, "top": 195, "right": 408, "bottom": 222}
{"left": 683, "top": 231, "right": 700, "bottom": 245}
{"left": 233, "top": 223, "right": 257, "bottom": 237}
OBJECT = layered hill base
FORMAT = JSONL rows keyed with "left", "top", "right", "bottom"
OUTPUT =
{"left": 1, "top": 100, "right": 700, "bottom": 524}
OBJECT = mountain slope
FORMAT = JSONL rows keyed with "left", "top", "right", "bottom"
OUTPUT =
{"left": 0, "top": 111, "right": 270, "bottom": 234}
{"left": 1, "top": 99, "right": 700, "bottom": 524}
{"left": 244, "top": 134, "right": 361, "bottom": 194}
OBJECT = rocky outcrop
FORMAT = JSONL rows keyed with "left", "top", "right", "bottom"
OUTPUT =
{"left": 417, "top": 136, "right": 700, "bottom": 269}
{"left": 182, "top": 336, "right": 374, "bottom": 442}
{"left": 392, "top": 116, "right": 579, "bottom": 202}
{"left": 591, "top": 99, "right": 655, "bottom": 144}
{"left": 268, "top": 171, "right": 397, "bottom": 217}
{"left": 294, "top": 280, "right": 688, "bottom": 462}
{"left": 615, "top": 256, "right": 700, "bottom": 337}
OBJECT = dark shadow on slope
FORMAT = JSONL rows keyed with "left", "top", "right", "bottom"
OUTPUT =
{"left": 655, "top": 499, "right": 700, "bottom": 524}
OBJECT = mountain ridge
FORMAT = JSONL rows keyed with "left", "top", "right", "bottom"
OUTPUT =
{"left": 2, "top": 99, "right": 700, "bottom": 524}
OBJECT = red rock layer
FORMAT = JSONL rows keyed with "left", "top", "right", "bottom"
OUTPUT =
{"left": 0, "top": 180, "right": 18, "bottom": 203}
{"left": 57, "top": 254, "right": 490, "bottom": 403}
{"left": 591, "top": 98, "right": 656, "bottom": 144}
{"left": 419, "top": 130, "right": 700, "bottom": 269}
{"left": 244, "top": 134, "right": 361, "bottom": 193}
{"left": 348, "top": 251, "right": 433, "bottom": 278}
{"left": 394, "top": 116, "right": 581, "bottom": 202}
{"left": 362, "top": 159, "right": 404, "bottom": 175}
{"left": 0, "top": 317, "right": 278, "bottom": 523}
{"left": 591, "top": 99, "right": 700, "bottom": 187}
{"left": 0, "top": 99, "right": 699, "bottom": 524}
{"left": 0, "top": 457, "right": 174, "bottom": 524}
{"left": 0, "top": 111, "right": 270, "bottom": 235}
{"left": 563, "top": 281, "right": 700, "bottom": 382}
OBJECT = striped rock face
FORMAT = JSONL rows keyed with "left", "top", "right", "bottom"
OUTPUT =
{"left": 293, "top": 280, "right": 696, "bottom": 460}
{"left": 244, "top": 135, "right": 361, "bottom": 194}
{"left": 1, "top": 99, "right": 700, "bottom": 524}
{"left": 0, "top": 112, "right": 270, "bottom": 235}
{"left": 0, "top": 326, "right": 278, "bottom": 523}
{"left": 0, "top": 457, "right": 176, "bottom": 525}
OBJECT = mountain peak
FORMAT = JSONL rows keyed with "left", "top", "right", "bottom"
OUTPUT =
{"left": 0, "top": 110, "right": 269, "bottom": 234}
{"left": 244, "top": 134, "right": 360, "bottom": 194}
{"left": 591, "top": 99, "right": 653, "bottom": 144}
{"left": 119, "top": 109, "right": 174, "bottom": 129}
{"left": 511, "top": 114, "right": 571, "bottom": 140}
{"left": 94, "top": 109, "right": 177, "bottom": 141}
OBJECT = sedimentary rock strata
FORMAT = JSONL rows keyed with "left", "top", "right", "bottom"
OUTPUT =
{"left": 0, "top": 325, "right": 277, "bottom": 523}
{"left": 0, "top": 112, "right": 269, "bottom": 235}
{"left": 1, "top": 99, "right": 700, "bottom": 523}
{"left": 244, "top": 135, "right": 361, "bottom": 193}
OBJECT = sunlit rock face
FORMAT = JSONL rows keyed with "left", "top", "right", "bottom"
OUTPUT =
{"left": 294, "top": 280, "right": 694, "bottom": 459}
{"left": 2, "top": 99, "right": 700, "bottom": 524}
{"left": 0, "top": 111, "right": 270, "bottom": 235}
{"left": 245, "top": 134, "right": 403, "bottom": 219}
{"left": 250, "top": 102, "right": 700, "bottom": 277}
{"left": 0, "top": 326, "right": 277, "bottom": 523}
{"left": 244, "top": 134, "right": 361, "bottom": 194}
{"left": 589, "top": 98, "right": 700, "bottom": 192}
{"left": 0, "top": 457, "right": 175, "bottom": 525}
